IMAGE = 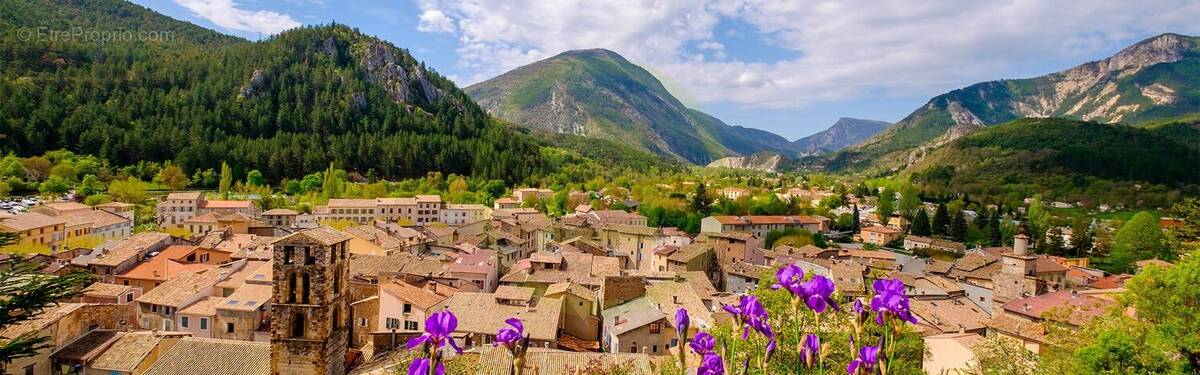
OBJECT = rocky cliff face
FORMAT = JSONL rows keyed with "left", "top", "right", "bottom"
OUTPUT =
{"left": 843, "top": 33, "right": 1200, "bottom": 171}
{"left": 792, "top": 117, "right": 891, "bottom": 155}
{"left": 358, "top": 40, "right": 443, "bottom": 105}
{"left": 466, "top": 49, "right": 797, "bottom": 164}
{"left": 706, "top": 153, "right": 786, "bottom": 173}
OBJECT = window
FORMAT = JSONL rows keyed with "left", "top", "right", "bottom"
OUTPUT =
{"left": 630, "top": 343, "right": 637, "bottom": 353}
{"left": 648, "top": 322, "right": 660, "bottom": 334}
{"left": 360, "top": 318, "right": 368, "bottom": 327}
{"left": 301, "top": 273, "right": 311, "bottom": 304}
{"left": 125, "top": 293, "right": 134, "bottom": 303}
{"left": 23, "top": 364, "right": 33, "bottom": 375}
{"left": 403, "top": 303, "right": 412, "bottom": 314}
{"left": 162, "top": 320, "right": 171, "bottom": 330}
{"left": 200, "top": 318, "right": 208, "bottom": 330}
{"left": 181, "top": 317, "right": 189, "bottom": 328}
{"left": 404, "top": 321, "right": 418, "bottom": 330}
{"left": 653, "top": 344, "right": 658, "bottom": 353}
{"left": 288, "top": 273, "right": 297, "bottom": 303}
{"left": 386, "top": 318, "right": 400, "bottom": 329}
{"left": 227, "top": 322, "right": 235, "bottom": 333}
{"left": 670, "top": 339, "right": 678, "bottom": 347}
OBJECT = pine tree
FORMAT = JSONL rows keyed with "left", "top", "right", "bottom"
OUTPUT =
{"left": 911, "top": 209, "right": 932, "bottom": 236}
{"left": 950, "top": 210, "right": 968, "bottom": 242}
{"left": 0, "top": 232, "right": 93, "bottom": 365}
{"left": 1046, "top": 226, "right": 1066, "bottom": 255}
{"left": 932, "top": 203, "right": 950, "bottom": 236}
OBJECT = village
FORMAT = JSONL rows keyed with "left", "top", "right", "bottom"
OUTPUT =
{"left": 0, "top": 179, "right": 1176, "bottom": 375}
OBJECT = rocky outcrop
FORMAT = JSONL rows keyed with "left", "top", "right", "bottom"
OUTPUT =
{"left": 357, "top": 40, "right": 442, "bottom": 105}
{"left": 237, "top": 69, "right": 267, "bottom": 99}
{"left": 706, "top": 153, "right": 785, "bottom": 173}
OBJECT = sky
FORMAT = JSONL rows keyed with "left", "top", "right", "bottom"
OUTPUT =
{"left": 133, "top": 0, "right": 1200, "bottom": 140}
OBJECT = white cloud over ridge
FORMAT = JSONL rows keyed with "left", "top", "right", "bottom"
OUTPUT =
{"left": 416, "top": 0, "right": 1200, "bottom": 110}
{"left": 174, "top": 0, "right": 301, "bottom": 35}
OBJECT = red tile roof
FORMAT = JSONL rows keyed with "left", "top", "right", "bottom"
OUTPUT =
{"left": 1001, "top": 291, "right": 1116, "bottom": 327}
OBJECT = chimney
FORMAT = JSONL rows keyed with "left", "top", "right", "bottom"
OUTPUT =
{"left": 672, "top": 296, "right": 679, "bottom": 304}
{"left": 614, "top": 315, "right": 621, "bottom": 324}
{"left": 957, "top": 324, "right": 965, "bottom": 334}
{"left": 1023, "top": 303, "right": 1031, "bottom": 312}
{"left": 1014, "top": 234, "right": 1030, "bottom": 256}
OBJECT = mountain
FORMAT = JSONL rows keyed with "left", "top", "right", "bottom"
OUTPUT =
{"left": 791, "top": 117, "right": 891, "bottom": 155}
{"left": 904, "top": 117, "right": 1200, "bottom": 201}
{"left": 0, "top": 0, "right": 542, "bottom": 183}
{"left": 466, "top": 49, "right": 795, "bottom": 164}
{"left": 837, "top": 33, "right": 1200, "bottom": 172}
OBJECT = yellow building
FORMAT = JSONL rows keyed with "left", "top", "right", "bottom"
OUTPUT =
{"left": 0, "top": 212, "right": 67, "bottom": 252}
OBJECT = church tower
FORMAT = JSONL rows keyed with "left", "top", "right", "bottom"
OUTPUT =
{"left": 271, "top": 226, "right": 352, "bottom": 375}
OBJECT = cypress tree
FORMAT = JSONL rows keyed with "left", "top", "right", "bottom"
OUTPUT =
{"left": 950, "top": 210, "right": 968, "bottom": 242}
{"left": 911, "top": 209, "right": 932, "bottom": 236}
{"left": 932, "top": 203, "right": 950, "bottom": 236}
{"left": 988, "top": 209, "right": 1003, "bottom": 246}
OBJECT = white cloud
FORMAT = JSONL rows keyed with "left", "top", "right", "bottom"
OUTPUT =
{"left": 418, "top": 10, "right": 456, "bottom": 33}
{"left": 418, "top": 0, "right": 1200, "bottom": 109}
{"left": 174, "top": 0, "right": 300, "bottom": 35}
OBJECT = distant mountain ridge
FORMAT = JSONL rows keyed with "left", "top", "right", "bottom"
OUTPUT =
{"left": 792, "top": 117, "right": 891, "bottom": 155}
{"left": 836, "top": 33, "right": 1200, "bottom": 172}
{"left": 466, "top": 49, "right": 797, "bottom": 164}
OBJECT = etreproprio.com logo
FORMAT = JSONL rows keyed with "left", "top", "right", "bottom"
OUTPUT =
{"left": 10, "top": 27, "right": 177, "bottom": 43}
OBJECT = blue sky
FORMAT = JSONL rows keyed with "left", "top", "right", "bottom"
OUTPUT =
{"left": 135, "top": 0, "right": 1200, "bottom": 140}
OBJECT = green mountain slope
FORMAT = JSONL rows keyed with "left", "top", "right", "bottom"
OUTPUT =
{"left": 466, "top": 49, "right": 795, "bottom": 164}
{"left": 905, "top": 117, "right": 1200, "bottom": 199}
{"left": 839, "top": 33, "right": 1200, "bottom": 172}
{"left": 0, "top": 0, "right": 542, "bottom": 183}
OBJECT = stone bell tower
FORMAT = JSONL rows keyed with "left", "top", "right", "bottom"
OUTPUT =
{"left": 993, "top": 233, "right": 1040, "bottom": 311}
{"left": 271, "top": 226, "right": 352, "bottom": 375}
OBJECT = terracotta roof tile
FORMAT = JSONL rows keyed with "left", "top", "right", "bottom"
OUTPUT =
{"left": 142, "top": 337, "right": 270, "bottom": 375}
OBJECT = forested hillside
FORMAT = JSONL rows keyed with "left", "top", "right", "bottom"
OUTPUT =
{"left": 0, "top": 0, "right": 542, "bottom": 183}
{"left": 905, "top": 117, "right": 1200, "bottom": 206}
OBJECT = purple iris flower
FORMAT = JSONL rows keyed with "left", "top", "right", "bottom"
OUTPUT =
{"left": 800, "top": 275, "right": 840, "bottom": 313}
{"left": 764, "top": 330, "right": 777, "bottom": 362}
{"left": 873, "top": 278, "right": 905, "bottom": 295}
{"left": 406, "top": 310, "right": 463, "bottom": 354}
{"left": 675, "top": 307, "right": 689, "bottom": 335}
{"left": 722, "top": 295, "right": 769, "bottom": 339}
{"left": 690, "top": 331, "right": 715, "bottom": 355}
{"left": 771, "top": 264, "right": 804, "bottom": 295}
{"left": 493, "top": 318, "right": 523, "bottom": 349}
{"left": 407, "top": 358, "right": 444, "bottom": 375}
{"left": 869, "top": 279, "right": 918, "bottom": 325}
{"left": 846, "top": 345, "right": 880, "bottom": 375}
{"left": 801, "top": 334, "right": 820, "bottom": 368}
{"left": 852, "top": 298, "right": 869, "bottom": 324}
{"left": 698, "top": 352, "right": 725, "bottom": 375}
